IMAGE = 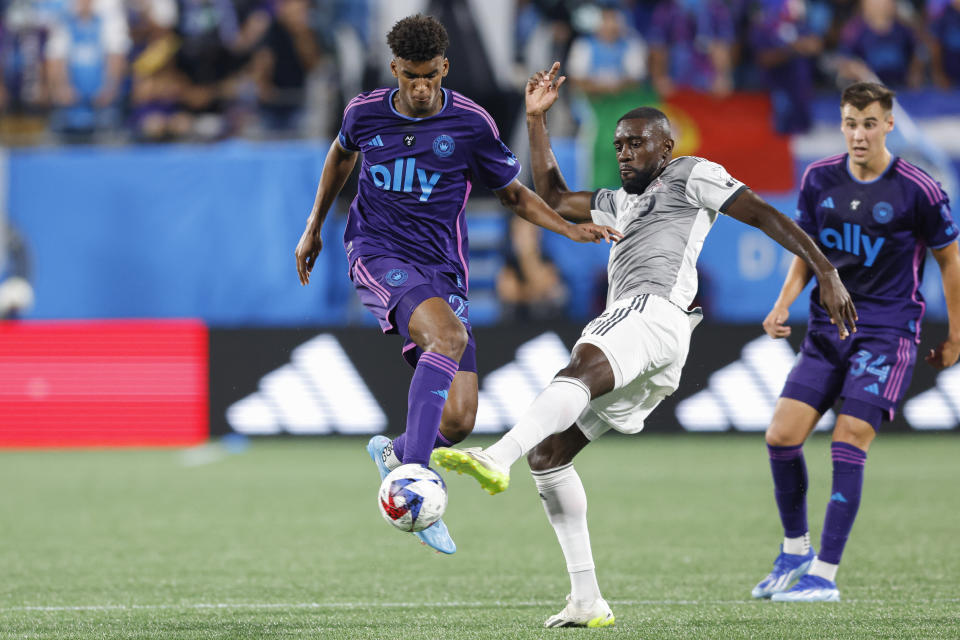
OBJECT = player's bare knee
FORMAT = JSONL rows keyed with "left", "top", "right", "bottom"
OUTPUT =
{"left": 833, "top": 416, "right": 875, "bottom": 451}
{"left": 555, "top": 363, "right": 586, "bottom": 381}
{"left": 440, "top": 402, "right": 475, "bottom": 444}
{"left": 426, "top": 324, "right": 468, "bottom": 361}
{"left": 765, "top": 421, "right": 806, "bottom": 447}
{"left": 526, "top": 440, "right": 574, "bottom": 472}
{"left": 526, "top": 445, "right": 557, "bottom": 472}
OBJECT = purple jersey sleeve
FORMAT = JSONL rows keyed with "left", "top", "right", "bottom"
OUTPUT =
{"left": 916, "top": 190, "right": 957, "bottom": 249}
{"left": 337, "top": 91, "right": 376, "bottom": 152}
{"left": 794, "top": 166, "right": 820, "bottom": 236}
{"left": 458, "top": 103, "right": 521, "bottom": 190}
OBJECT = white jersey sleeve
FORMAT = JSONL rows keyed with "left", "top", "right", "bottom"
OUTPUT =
{"left": 590, "top": 188, "right": 618, "bottom": 228}
{"left": 683, "top": 159, "right": 747, "bottom": 214}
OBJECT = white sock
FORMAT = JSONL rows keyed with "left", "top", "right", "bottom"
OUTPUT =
{"left": 383, "top": 439, "right": 401, "bottom": 471}
{"left": 485, "top": 377, "right": 591, "bottom": 470}
{"left": 808, "top": 557, "right": 838, "bottom": 582}
{"left": 532, "top": 464, "right": 602, "bottom": 606}
{"left": 783, "top": 533, "right": 810, "bottom": 555}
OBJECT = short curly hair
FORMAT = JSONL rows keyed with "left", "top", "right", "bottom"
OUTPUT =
{"left": 386, "top": 14, "right": 449, "bottom": 62}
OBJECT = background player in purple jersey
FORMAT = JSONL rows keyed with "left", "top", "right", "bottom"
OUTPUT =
{"left": 753, "top": 82, "right": 960, "bottom": 602}
{"left": 293, "top": 15, "right": 619, "bottom": 555}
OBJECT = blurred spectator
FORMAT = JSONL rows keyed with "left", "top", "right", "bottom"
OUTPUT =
{"left": 1, "top": 1, "right": 50, "bottom": 143}
{"left": 172, "top": 0, "right": 242, "bottom": 140}
{"left": 516, "top": 0, "right": 579, "bottom": 73}
{"left": 251, "top": 0, "right": 320, "bottom": 134}
{"left": 127, "top": 0, "right": 186, "bottom": 140}
{"left": 45, "top": 0, "right": 130, "bottom": 141}
{"left": 647, "top": 0, "right": 735, "bottom": 98}
{"left": 0, "top": 220, "right": 33, "bottom": 319}
{"left": 497, "top": 217, "right": 568, "bottom": 322}
{"left": 929, "top": 0, "right": 960, "bottom": 87}
{"left": 566, "top": 5, "right": 646, "bottom": 95}
{"left": 836, "top": 0, "right": 923, "bottom": 86}
{"left": 751, "top": 0, "right": 823, "bottom": 133}
{"left": 232, "top": 0, "right": 273, "bottom": 57}
{"left": 565, "top": 3, "right": 653, "bottom": 188}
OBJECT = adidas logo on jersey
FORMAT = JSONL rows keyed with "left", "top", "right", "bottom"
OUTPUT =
{"left": 226, "top": 334, "right": 387, "bottom": 435}
{"left": 820, "top": 197, "right": 835, "bottom": 209}
{"left": 675, "top": 336, "right": 836, "bottom": 432}
{"left": 365, "top": 135, "right": 384, "bottom": 148}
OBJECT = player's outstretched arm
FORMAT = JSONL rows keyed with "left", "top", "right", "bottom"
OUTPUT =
{"left": 495, "top": 180, "right": 621, "bottom": 244}
{"left": 724, "top": 188, "right": 858, "bottom": 339}
{"left": 927, "top": 241, "right": 960, "bottom": 369}
{"left": 295, "top": 140, "right": 358, "bottom": 285}
{"left": 763, "top": 256, "right": 812, "bottom": 339}
{"left": 525, "top": 62, "right": 593, "bottom": 222}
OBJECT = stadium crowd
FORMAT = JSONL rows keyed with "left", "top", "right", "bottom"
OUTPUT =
{"left": 0, "top": 0, "right": 957, "bottom": 145}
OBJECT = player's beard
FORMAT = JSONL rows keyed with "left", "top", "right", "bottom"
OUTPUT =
{"left": 620, "top": 164, "right": 659, "bottom": 195}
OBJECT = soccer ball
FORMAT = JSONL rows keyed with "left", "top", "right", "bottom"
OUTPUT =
{"left": 377, "top": 464, "right": 448, "bottom": 532}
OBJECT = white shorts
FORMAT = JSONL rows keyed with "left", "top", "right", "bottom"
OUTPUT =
{"left": 575, "top": 294, "right": 702, "bottom": 440}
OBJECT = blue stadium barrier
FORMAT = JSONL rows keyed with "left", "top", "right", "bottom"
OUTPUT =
{"left": 6, "top": 104, "right": 956, "bottom": 325}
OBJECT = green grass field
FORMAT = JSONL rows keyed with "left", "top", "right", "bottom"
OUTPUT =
{"left": 1, "top": 434, "right": 958, "bottom": 639}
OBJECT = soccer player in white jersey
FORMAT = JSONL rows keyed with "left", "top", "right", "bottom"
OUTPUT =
{"left": 430, "top": 62, "right": 859, "bottom": 628}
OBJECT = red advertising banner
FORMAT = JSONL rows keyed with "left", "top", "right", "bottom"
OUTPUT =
{"left": 0, "top": 320, "right": 208, "bottom": 447}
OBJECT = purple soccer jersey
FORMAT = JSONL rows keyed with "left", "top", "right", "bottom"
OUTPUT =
{"left": 338, "top": 88, "right": 521, "bottom": 289}
{"left": 795, "top": 154, "right": 958, "bottom": 342}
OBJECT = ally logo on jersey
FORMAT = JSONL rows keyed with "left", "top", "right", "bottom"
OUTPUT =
{"left": 819, "top": 223, "right": 885, "bottom": 267}
{"left": 369, "top": 157, "right": 442, "bottom": 203}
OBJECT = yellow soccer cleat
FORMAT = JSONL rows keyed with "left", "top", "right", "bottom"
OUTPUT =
{"left": 430, "top": 447, "right": 510, "bottom": 495}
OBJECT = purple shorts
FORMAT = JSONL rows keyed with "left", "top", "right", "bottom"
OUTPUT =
{"left": 350, "top": 255, "right": 477, "bottom": 373}
{"left": 781, "top": 327, "right": 918, "bottom": 429}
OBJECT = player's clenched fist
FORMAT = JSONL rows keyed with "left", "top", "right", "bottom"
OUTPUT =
{"left": 763, "top": 306, "right": 792, "bottom": 339}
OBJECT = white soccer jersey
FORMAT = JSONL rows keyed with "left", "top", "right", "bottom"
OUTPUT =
{"left": 591, "top": 156, "right": 747, "bottom": 310}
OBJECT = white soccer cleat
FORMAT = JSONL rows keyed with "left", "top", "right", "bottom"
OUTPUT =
{"left": 543, "top": 595, "right": 615, "bottom": 628}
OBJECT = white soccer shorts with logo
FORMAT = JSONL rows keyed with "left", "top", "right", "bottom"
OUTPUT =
{"left": 574, "top": 294, "right": 702, "bottom": 439}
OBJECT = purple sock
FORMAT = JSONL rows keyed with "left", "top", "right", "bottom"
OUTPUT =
{"left": 399, "top": 352, "right": 458, "bottom": 465}
{"left": 768, "top": 444, "right": 808, "bottom": 538}
{"left": 820, "top": 441, "right": 867, "bottom": 565}
{"left": 391, "top": 430, "right": 453, "bottom": 463}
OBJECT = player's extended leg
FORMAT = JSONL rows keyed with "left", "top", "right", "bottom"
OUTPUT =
{"left": 432, "top": 343, "right": 615, "bottom": 493}
{"left": 414, "top": 372, "right": 476, "bottom": 553}
{"left": 391, "top": 370, "right": 478, "bottom": 463}
{"left": 399, "top": 297, "right": 467, "bottom": 464}
{"left": 528, "top": 427, "right": 614, "bottom": 629}
{"left": 773, "top": 410, "right": 875, "bottom": 602}
{"left": 752, "top": 398, "right": 821, "bottom": 599}
{"left": 367, "top": 297, "right": 467, "bottom": 553}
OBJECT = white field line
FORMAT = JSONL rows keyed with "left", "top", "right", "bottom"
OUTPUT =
{"left": 1, "top": 598, "right": 958, "bottom": 613}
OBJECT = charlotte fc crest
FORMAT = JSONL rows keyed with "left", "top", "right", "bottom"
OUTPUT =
{"left": 433, "top": 135, "right": 455, "bottom": 157}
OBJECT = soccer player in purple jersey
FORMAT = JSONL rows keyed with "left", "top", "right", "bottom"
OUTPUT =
{"left": 294, "top": 15, "right": 619, "bottom": 555}
{"left": 752, "top": 82, "right": 960, "bottom": 602}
